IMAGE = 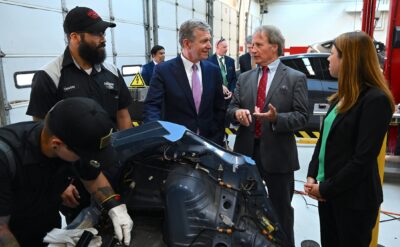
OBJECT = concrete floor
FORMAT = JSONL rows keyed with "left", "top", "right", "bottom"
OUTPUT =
{"left": 294, "top": 144, "right": 400, "bottom": 247}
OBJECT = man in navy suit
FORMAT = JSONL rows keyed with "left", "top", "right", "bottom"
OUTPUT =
{"left": 208, "top": 38, "right": 237, "bottom": 97}
{"left": 141, "top": 45, "right": 165, "bottom": 85}
{"left": 239, "top": 35, "right": 255, "bottom": 73}
{"left": 144, "top": 19, "right": 225, "bottom": 145}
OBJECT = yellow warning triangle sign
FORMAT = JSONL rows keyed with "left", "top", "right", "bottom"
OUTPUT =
{"left": 130, "top": 73, "right": 146, "bottom": 88}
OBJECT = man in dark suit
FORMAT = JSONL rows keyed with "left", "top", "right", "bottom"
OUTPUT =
{"left": 208, "top": 38, "right": 237, "bottom": 95}
{"left": 238, "top": 35, "right": 254, "bottom": 73}
{"left": 141, "top": 45, "right": 165, "bottom": 85}
{"left": 144, "top": 19, "right": 225, "bottom": 145}
{"left": 227, "top": 25, "right": 308, "bottom": 246}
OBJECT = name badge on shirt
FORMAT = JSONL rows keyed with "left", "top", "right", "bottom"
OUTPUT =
{"left": 104, "top": 81, "right": 115, "bottom": 90}
{"left": 63, "top": 85, "right": 76, "bottom": 92}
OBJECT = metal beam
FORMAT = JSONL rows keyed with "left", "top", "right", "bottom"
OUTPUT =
{"left": 0, "top": 49, "right": 10, "bottom": 126}
{"left": 361, "top": 0, "right": 377, "bottom": 37}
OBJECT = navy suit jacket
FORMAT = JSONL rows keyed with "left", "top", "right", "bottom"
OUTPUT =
{"left": 208, "top": 54, "right": 237, "bottom": 92}
{"left": 144, "top": 55, "right": 225, "bottom": 145}
{"left": 141, "top": 61, "right": 155, "bottom": 85}
{"left": 239, "top": 53, "right": 252, "bottom": 73}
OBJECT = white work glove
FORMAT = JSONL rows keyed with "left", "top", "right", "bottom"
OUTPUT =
{"left": 43, "top": 228, "right": 102, "bottom": 247}
{"left": 108, "top": 204, "right": 134, "bottom": 246}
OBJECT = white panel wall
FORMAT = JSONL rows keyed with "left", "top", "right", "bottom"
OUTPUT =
{"left": 112, "top": 1, "right": 146, "bottom": 67}
{"left": 157, "top": 0, "right": 207, "bottom": 60}
{"left": 193, "top": 1, "right": 207, "bottom": 21}
{"left": 65, "top": 1, "right": 110, "bottom": 17}
{"left": 262, "top": 0, "right": 390, "bottom": 48}
{"left": 157, "top": 0, "right": 180, "bottom": 58}
{"left": 212, "top": 1, "right": 239, "bottom": 59}
{"left": 236, "top": 0, "right": 261, "bottom": 57}
{"left": 0, "top": 0, "right": 148, "bottom": 124}
{"left": 0, "top": 2, "right": 65, "bottom": 123}
{"left": 0, "top": 0, "right": 261, "bottom": 125}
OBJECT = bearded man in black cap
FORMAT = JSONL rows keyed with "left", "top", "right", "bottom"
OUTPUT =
{"left": 0, "top": 97, "right": 133, "bottom": 246}
{"left": 27, "top": 6, "right": 132, "bottom": 130}
{"left": 26, "top": 6, "right": 133, "bottom": 223}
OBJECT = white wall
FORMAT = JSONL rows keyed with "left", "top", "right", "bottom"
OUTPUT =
{"left": 262, "top": 0, "right": 390, "bottom": 47}
{"left": 236, "top": 0, "right": 261, "bottom": 56}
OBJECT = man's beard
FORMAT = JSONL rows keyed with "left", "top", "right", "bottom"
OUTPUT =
{"left": 78, "top": 38, "right": 106, "bottom": 65}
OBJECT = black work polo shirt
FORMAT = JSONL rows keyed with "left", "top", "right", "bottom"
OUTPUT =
{"left": 26, "top": 47, "right": 132, "bottom": 124}
{"left": 0, "top": 121, "right": 101, "bottom": 245}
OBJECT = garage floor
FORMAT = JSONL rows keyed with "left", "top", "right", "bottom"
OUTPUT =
{"left": 294, "top": 144, "right": 400, "bottom": 247}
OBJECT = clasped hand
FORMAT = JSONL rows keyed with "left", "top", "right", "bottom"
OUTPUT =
{"left": 304, "top": 177, "right": 325, "bottom": 201}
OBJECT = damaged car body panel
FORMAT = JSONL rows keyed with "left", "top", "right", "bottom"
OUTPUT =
{"left": 110, "top": 121, "right": 289, "bottom": 247}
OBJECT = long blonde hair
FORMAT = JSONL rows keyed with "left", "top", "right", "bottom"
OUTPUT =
{"left": 328, "top": 31, "right": 395, "bottom": 113}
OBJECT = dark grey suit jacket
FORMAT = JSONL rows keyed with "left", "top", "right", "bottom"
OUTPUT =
{"left": 227, "top": 61, "right": 309, "bottom": 173}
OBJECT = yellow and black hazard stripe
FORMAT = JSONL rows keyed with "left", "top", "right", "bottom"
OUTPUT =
{"left": 294, "top": 130, "right": 320, "bottom": 144}
{"left": 294, "top": 131, "right": 320, "bottom": 139}
{"left": 225, "top": 127, "right": 237, "bottom": 135}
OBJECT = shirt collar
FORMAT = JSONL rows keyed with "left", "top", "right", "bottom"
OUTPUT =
{"left": 62, "top": 47, "right": 102, "bottom": 73}
{"left": 259, "top": 58, "right": 280, "bottom": 73}
{"left": 181, "top": 53, "right": 200, "bottom": 70}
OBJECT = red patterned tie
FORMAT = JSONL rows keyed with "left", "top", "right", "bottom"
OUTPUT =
{"left": 255, "top": 66, "right": 268, "bottom": 138}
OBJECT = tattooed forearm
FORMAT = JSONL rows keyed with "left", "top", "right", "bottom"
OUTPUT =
{"left": 81, "top": 172, "right": 116, "bottom": 204}
{"left": 0, "top": 217, "right": 19, "bottom": 247}
{"left": 92, "top": 186, "right": 114, "bottom": 204}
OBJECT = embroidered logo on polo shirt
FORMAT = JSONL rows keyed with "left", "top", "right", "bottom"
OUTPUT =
{"left": 104, "top": 82, "right": 114, "bottom": 90}
{"left": 63, "top": 85, "right": 76, "bottom": 92}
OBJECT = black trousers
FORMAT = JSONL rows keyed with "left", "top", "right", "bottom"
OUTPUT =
{"left": 253, "top": 140, "right": 295, "bottom": 247}
{"left": 318, "top": 200, "right": 379, "bottom": 247}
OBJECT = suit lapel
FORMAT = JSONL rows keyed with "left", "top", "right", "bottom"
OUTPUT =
{"left": 199, "top": 60, "right": 210, "bottom": 114}
{"left": 149, "top": 61, "right": 155, "bottom": 74}
{"left": 211, "top": 54, "right": 218, "bottom": 66}
{"left": 264, "top": 62, "right": 286, "bottom": 109}
{"left": 173, "top": 56, "right": 197, "bottom": 112}
{"left": 328, "top": 101, "right": 347, "bottom": 133}
{"left": 329, "top": 89, "right": 368, "bottom": 133}
{"left": 250, "top": 69, "right": 260, "bottom": 108}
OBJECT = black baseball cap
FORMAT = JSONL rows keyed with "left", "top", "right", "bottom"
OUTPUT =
{"left": 63, "top": 6, "right": 116, "bottom": 34}
{"left": 47, "top": 97, "right": 116, "bottom": 167}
